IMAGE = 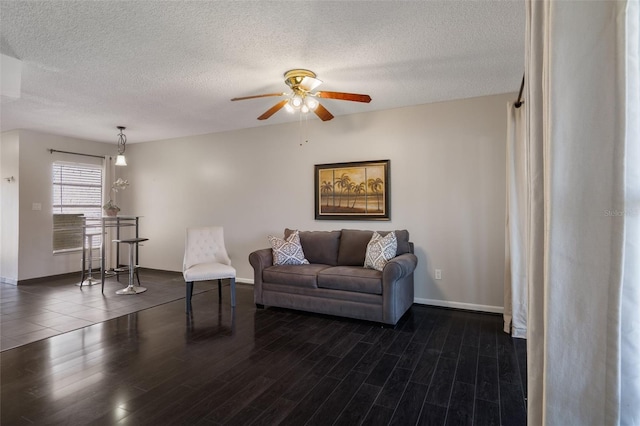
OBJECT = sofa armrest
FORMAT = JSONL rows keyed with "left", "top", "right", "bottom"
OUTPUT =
{"left": 383, "top": 253, "right": 418, "bottom": 281}
{"left": 249, "top": 248, "right": 273, "bottom": 304}
{"left": 382, "top": 252, "right": 418, "bottom": 324}
{"left": 249, "top": 248, "right": 273, "bottom": 271}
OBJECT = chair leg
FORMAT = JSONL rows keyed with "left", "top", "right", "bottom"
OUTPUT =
{"left": 230, "top": 277, "right": 236, "bottom": 307}
{"left": 186, "top": 281, "right": 194, "bottom": 313}
{"left": 218, "top": 279, "right": 222, "bottom": 302}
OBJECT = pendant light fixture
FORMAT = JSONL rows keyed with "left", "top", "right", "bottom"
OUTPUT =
{"left": 114, "top": 126, "right": 127, "bottom": 166}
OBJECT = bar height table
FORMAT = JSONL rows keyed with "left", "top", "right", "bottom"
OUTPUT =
{"left": 83, "top": 216, "right": 142, "bottom": 294}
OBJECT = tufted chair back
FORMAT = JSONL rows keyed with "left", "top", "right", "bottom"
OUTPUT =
{"left": 183, "top": 226, "right": 232, "bottom": 271}
{"left": 183, "top": 226, "right": 236, "bottom": 313}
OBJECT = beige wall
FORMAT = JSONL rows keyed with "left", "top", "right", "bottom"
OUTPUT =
{"left": 120, "top": 93, "right": 511, "bottom": 311}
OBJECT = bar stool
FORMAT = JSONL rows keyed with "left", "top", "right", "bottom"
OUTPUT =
{"left": 79, "top": 232, "right": 102, "bottom": 287}
{"left": 113, "top": 237, "right": 148, "bottom": 295}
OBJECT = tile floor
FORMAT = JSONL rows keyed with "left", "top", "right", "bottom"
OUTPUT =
{"left": 0, "top": 269, "right": 216, "bottom": 351}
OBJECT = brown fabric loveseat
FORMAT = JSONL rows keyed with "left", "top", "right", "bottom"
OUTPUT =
{"left": 249, "top": 229, "right": 418, "bottom": 325}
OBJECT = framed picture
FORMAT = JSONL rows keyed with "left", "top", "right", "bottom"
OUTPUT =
{"left": 315, "top": 159, "right": 390, "bottom": 220}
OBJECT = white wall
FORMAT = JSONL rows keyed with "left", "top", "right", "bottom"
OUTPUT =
{"left": 121, "top": 93, "right": 511, "bottom": 311}
{"left": 11, "top": 130, "right": 114, "bottom": 281}
{"left": 0, "top": 131, "right": 20, "bottom": 283}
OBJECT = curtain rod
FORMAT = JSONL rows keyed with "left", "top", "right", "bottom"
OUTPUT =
{"left": 49, "top": 149, "right": 106, "bottom": 160}
{"left": 514, "top": 74, "right": 525, "bottom": 108}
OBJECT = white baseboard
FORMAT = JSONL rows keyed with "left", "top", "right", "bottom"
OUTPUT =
{"left": 0, "top": 276, "right": 18, "bottom": 285}
{"left": 237, "top": 278, "right": 254, "bottom": 285}
{"left": 413, "top": 297, "right": 503, "bottom": 314}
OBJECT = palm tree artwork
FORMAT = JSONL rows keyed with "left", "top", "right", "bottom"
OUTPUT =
{"left": 352, "top": 182, "right": 366, "bottom": 208}
{"left": 320, "top": 180, "right": 333, "bottom": 207}
{"left": 334, "top": 173, "right": 352, "bottom": 208}
{"left": 316, "top": 160, "right": 388, "bottom": 218}
{"left": 367, "top": 177, "right": 384, "bottom": 211}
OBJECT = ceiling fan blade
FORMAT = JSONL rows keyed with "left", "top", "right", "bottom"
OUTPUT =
{"left": 314, "top": 103, "right": 334, "bottom": 121}
{"left": 231, "top": 93, "right": 285, "bottom": 101}
{"left": 257, "top": 100, "right": 288, "bottom": 120}
{"left": 316, "top": 91, "right": 372, "bottom": 103}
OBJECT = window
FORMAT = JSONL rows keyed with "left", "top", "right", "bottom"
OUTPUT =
{"left": 52, "top": 161, "right": 103, "bottom": 252}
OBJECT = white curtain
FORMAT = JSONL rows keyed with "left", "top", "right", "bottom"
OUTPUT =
{"left": 102, "top": 157, "right": 115, "bottom": 269}
{"left": 526, "top": 1, "right": 640, "bottom": 425}
{"left": 103, "top": 156, "right": 115, "bottom": 208}
{"left": 504, "top": 102, "right": 528, "bottom": 338}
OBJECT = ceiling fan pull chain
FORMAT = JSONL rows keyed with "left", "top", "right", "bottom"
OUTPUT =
{"left": 305, "top": 112, "right": 310, "bottom": 145}
{"left": 298, "top": 112, "right": 303, "bottom": 146}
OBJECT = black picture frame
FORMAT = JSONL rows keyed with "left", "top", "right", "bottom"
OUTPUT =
{"left": 314, "top": 159, "right": 390, "bottom": 221}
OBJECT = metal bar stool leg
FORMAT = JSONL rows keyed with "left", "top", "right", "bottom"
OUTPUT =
{"left": 78, "top": 233, "right": 100, "bottom": 287}
{"left": 115, "top": 238, "right": 148, "bottom": 295}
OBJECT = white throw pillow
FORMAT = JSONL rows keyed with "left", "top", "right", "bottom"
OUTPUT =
{"left": 364, "top": 231, "right": 397, "bottom": 271}
{"left": 268, "top": 229, "right": 310, "bottom": 265}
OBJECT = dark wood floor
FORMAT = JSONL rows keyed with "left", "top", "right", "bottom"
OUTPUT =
{"left": 0, "top": 277, "right": 527, "bottom": 425}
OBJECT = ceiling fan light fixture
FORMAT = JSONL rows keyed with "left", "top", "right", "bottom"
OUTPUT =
{"left": 291, "top": 95, "right": 303, "bottom": 108}
{"left": 284, "top": 101, "right": 295, "bottom": 113}
{"left": 301, "top": 104, "right": 310, "bottom": 114}
{"left": 305, "top": 97, "right": 318, "bottom": 110}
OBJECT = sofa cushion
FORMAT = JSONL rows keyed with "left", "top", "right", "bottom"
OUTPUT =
{"left": 338, "top": 229, "right": 411, "bottom": 266}
{"left": 317, "top": 266, "right": 383, "bottom": 295}
{"left": 364, "top": 231, "right": 398, "bottom": 271}
{"left": 268, "top": 230, "right": 309, "bottom": 265}
{"left": 337, "top": 229, "right": 374, "bottom": 266}
{"left": 263, "top": 264, "right": 330, "bottom": 288}
{"left": 262, "top": 282, "right": 382, "bottom": 305}
{"left": 285, "top": 228, "right": 341, "bottom": 266}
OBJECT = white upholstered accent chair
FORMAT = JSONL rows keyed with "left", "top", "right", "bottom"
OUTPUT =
{"left": 183, "top": 226, "right": 236, "bottom": 313}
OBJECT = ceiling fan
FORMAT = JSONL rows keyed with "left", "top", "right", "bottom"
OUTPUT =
{"left": 231, "top": 69, "right": 371, "bottom": 121}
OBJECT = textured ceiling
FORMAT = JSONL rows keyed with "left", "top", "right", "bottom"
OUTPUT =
{"left": 0, "top": 1, "right": 525, "bottom": 144}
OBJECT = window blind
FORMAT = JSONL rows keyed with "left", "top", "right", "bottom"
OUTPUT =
{"left": 52, "top": 214, "right": 85, "bottom": 252}
{"left": 52, "top": 161, "right": 103, "bottom": 252}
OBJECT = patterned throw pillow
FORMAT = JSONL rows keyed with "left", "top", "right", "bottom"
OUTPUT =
{"left": 268, "top": 230, "right": 310, "bottom": 265}
{"left": 364, "top": 231, "right": 397, "bottom": 271}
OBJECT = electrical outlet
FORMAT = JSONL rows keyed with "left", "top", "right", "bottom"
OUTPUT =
{"left": 435, "top": 269, "right": 442, "bottom": 280}
{"left": 32, "top": 203, "right": 42, "bottom": 211}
